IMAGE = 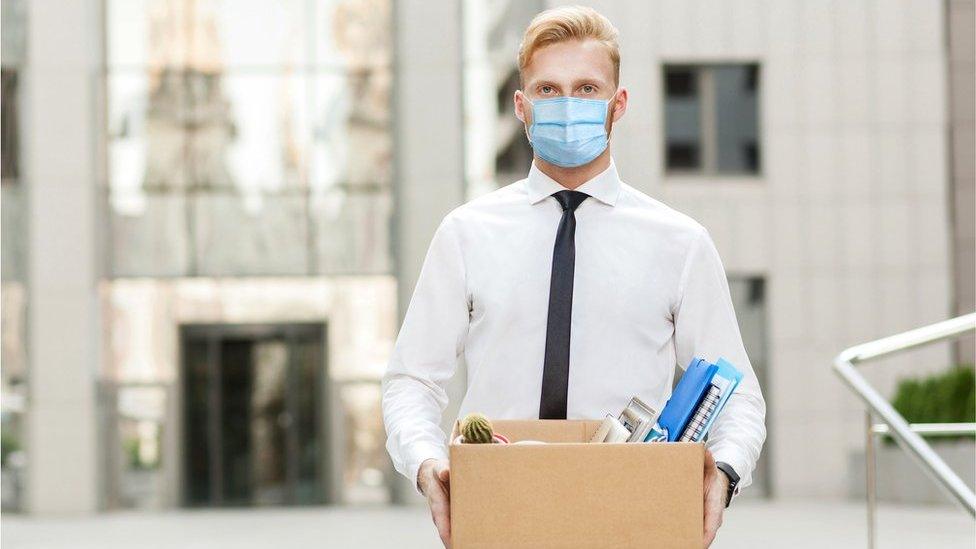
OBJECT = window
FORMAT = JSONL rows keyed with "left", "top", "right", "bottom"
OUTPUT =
{"left": 663, "top": 64, "right": 760, "bottom": 175}
{"left": 727, "top": 276, "right": 769, "bottom": 497}
{"left": 105, "top": 0, "right": 394, "bottom": 277}
{"left": 461, "top": 0, "right": 544, "bottom": 200}
{"left": 1, "top": 0, "right": 28, "bottom": 514}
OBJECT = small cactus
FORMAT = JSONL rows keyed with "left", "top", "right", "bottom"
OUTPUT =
{"left": 460, "top": 413, "right": 495, "bottom": 444}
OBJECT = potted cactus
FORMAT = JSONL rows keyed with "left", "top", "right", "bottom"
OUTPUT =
{"left": 457, "top": 413, "right": 509, "bottom": 444}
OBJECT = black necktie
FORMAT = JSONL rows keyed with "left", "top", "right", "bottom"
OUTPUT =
{"left": 539, "top": 190, "right": 590, "bottom": 420}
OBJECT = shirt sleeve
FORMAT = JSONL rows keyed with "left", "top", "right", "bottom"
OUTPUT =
{"left": 382, "top": 213, "right": 470, "bottom": 492}
{"left": 672, "top": 228, "right": 767, "bottom": 498}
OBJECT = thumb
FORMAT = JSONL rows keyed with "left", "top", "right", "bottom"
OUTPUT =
{"left": 437, "top": 464, "right": 451, "bottom": 483}
{"left": 704, "top": 448, "right": 716, "bottom": 468}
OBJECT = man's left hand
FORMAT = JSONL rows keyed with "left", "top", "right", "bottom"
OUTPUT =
{"left": 703, "top": 449, "right": 728, "bottom": 548}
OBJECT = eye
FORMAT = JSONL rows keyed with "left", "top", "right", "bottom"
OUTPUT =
{"left": 580, "top": 84, "right": 596, "bottom": 94}
{"left": 540, "top": 85, "right": 555, "bottom": 95}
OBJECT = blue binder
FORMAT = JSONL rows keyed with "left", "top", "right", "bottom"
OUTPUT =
{"left": 656, "top": 358, "right": 718, "bottom": 442}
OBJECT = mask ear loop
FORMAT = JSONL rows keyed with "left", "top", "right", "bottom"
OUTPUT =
{"left": 520, "top": 92, "right": 535, "bottom": 144}
{"left": 605, "top": 89, "right": 619, "bottom": 144}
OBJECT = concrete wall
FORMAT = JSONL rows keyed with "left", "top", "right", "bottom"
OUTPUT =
{"left": 572, "top": 0, "right": 954, "bottom": 498}
{"left": 24, "top": 0, "right": 102, "bottom": 513}
{"left": 948, "top": 0, "right": 975, "bottom": 364}
{"left": 391, "top": 0, "right": 466, "bottom": 502}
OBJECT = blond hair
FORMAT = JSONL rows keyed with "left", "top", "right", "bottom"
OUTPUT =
{"left": 517, "top": 5, "right": 620, "bottom": 85}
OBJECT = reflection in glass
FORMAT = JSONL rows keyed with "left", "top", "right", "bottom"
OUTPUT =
{"left": 1, "top": 0, "right": 27, "bottom": 514}
{"left": 714, "top": 65, "right": 760, "bottom": 174}
{"left": 181, "top": 325, "right": 326, "bottom": 507}
{"left": 116, "top": 386, "right": 167, "bottom": 509}
{"left": 2, "top": 69, "right": 20, "bottom": 181}
{"left": 311, "top": 189, "right": 391, "bottom": 274}
{"left": 462, "top": 0, "right": 542, "bottom": 200}
{"left": 339, "top": 381, "right": 389, "bottom": 504}
{"left": 105, "top": 0, "right": 393, "bottom": 277}
{"left": 192, "top": 193, "right": 310, "bottom": 276}
{"left": 1, "top": 283, "right": 27, "bottom": 512}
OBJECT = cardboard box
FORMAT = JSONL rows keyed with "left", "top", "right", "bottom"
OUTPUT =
{"left": 450, "top": 420, "right": 703, "bottom": 548}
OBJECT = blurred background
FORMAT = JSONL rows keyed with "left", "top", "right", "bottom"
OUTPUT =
{"left": 0, "top": 0, "right": 973, "bottom": 547}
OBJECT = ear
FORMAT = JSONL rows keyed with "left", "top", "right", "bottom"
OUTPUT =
{"left": 610, "top": 87, "right": 628, "bottom": 123}
{"left": 514, "top": 90, "right": 529, "bottom": 124}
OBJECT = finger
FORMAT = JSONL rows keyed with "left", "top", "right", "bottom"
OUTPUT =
{"left": 437, "top": 465, "right": 451, "bottom": 483}
{"left": 702, "top": 496, "right": 722, "bottom": 547}
{"left": 704, "top": 527, "right": 717, "bottom": 548}
{"left": 430, "top": 499, "right": 452, "bottom": 546}
{"left": 703, "top": 450, "right": 716, "bottom": 478}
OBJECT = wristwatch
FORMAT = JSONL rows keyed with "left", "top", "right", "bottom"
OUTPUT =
{"left": 715, "top": 461, "right": 739, "bottom": 508}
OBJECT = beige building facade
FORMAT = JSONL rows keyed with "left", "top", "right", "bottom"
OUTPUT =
{"left": 1, "top": 0, "right": 971, "bottom": 514}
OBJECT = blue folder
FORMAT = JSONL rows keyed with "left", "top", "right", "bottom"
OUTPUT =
{"left": 655, "top": 358, "right": 718, "bottom": 442}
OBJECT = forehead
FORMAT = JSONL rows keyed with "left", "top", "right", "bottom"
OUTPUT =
{"left": 522, "top": 39, "right": 615, "bottom": 87}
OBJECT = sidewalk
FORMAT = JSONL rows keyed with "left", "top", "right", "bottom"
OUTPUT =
{"left": 3, "top": 498, "right": 973, "bottom": 548}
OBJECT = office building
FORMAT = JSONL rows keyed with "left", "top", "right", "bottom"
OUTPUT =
{"left": 1, "top": 0, "right": 972, "bottom": 514}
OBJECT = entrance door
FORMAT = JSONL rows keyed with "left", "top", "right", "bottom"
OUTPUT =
{"left": 181, "top": 323, "right": 327, "bottom": 507}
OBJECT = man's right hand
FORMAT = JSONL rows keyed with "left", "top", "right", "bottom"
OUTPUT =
{"left": 418, "top": 458, "right": 451, "bottom": 548}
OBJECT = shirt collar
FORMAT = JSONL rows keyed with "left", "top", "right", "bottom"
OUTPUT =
{"left": 524, "top": 158, "right": 622, "bottom": 207}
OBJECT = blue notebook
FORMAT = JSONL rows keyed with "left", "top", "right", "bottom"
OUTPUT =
{"left": 655, "top": 358, "right": 719, "bottom": 442}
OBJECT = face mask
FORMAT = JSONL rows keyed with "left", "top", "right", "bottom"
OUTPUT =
{"left": 524, "top": 95, "right": 612, "bottom": 168}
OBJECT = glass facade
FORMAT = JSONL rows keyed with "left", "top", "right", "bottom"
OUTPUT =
{"left": 100, "top": 0, "right": 397, "bottom": 510}
{"left": 105, "top": 0, "right": 393, "bottom": 277}
{"left": 1, "top": 0, "right": 28, "bottom": 514}
{"left": 461, "top": 0, "right": 540, "bottom": 200}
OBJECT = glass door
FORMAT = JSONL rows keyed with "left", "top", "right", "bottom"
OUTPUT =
{"left": 181, "top": 323, "right": 327, "bottom": 507}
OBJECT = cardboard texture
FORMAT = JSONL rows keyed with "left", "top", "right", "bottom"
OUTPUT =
{"left": 450, "top": 420, "right": 704, "bottom": 548}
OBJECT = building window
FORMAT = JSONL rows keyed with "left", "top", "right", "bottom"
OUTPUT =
{"left": 663, "top": 64, "right": 761, "bottom": 175}
{"left": 727, "top": 276, "right": 769, "bottom": 497}
{"left": 461, "top": 0, "right": 544, "bottom": 200}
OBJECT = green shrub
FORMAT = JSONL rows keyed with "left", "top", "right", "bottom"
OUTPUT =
{"left": 888, "top": 364, "right": 975, "bottom": 443}
{"left": 1, "top": 430, "right": 20, "bottom": 467}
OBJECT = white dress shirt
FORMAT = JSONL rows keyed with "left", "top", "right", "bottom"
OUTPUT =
{"left": 382, "top": 159, "right": 766, "bottom": 495}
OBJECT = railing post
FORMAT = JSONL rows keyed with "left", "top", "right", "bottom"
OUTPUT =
{"left": 865, "top": 412, "right": 877, "bottom": 549}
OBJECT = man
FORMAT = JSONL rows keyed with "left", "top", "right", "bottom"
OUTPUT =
{"left": 382, "top": 5, "right": 765, "bottom": 547}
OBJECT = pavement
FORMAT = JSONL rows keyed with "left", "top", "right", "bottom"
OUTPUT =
{"left": 2, "top": 499, "right": 974, "bottom": 548}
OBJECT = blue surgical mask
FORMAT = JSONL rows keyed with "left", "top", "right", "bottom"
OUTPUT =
{"left": 525, "top": 96, "right": 611, "bottom": 168}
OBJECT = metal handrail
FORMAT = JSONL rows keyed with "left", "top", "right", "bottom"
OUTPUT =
{"left": 832, "top": 313, "right": 976, "bottom": 548}
{"left": 870, "top": 423, "right": 976, "bottom": 436}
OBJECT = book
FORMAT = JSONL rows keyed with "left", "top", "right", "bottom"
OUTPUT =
{"left": 687, "top": 358, "right": 744, "bottom": 441}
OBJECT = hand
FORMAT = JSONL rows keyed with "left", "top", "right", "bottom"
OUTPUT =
{"left": 703, "top": 449, "right": 728, "bottom": 548}
{"left": 418, "top": 458, "right": 452, "bottom": 548}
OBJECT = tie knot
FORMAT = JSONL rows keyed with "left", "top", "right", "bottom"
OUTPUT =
{"left": 552, "top": 190, "right": 589, "bottom": 212}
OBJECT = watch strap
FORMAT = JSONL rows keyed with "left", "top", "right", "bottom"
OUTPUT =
{"left": 715, "top": 461, "right": 740, "bottom": 508}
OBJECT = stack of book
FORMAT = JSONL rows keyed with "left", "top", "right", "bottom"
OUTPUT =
{"left": 590, "top": 357, "right": 743, "bottom": 444}
{"left": 649, "top": 357, "right": 743, "bottom": 443}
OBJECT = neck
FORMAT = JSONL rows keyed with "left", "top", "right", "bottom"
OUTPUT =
{"left": 535, "top": 149, "right": 612, "bottom": 190}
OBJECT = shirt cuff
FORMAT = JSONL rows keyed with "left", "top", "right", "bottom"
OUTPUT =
{"left": 404, "top": 441, "right": 449, "bottom": 495}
